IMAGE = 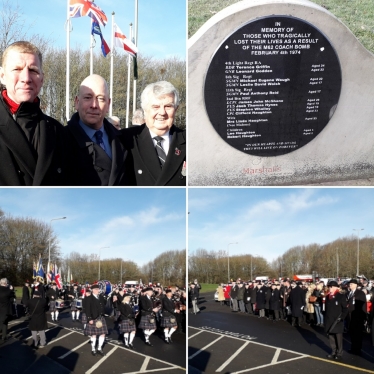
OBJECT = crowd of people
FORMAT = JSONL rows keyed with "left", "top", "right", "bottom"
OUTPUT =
{"left": 0, "top": 40, "right": 186, "bottom": 186}
{"left": 0, "top": 278, "right": 186, "bottom": 355}
{"left": 214, "top": 277, "right": 374, "bottom": 360}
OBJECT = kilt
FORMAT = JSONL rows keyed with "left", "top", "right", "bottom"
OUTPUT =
{"left": 139, "top": 314, "right": 157, "bottom": 330}
{"left": 70, "top": 300, "right": 79, "bottom": 311}
{"left": 160, "top": 315, "right": 177, "bottom": 328}
{"left": 84, "top": 317, "right": 108, "bottom": 336}
{"left": 119, "top": 319, "right": 136, "bottom": 334}
{"left": 81, "top": 313, "right": 87, "bottom": 324}
{"left": 49, "top": 301, "right": 57, "bottom": 312}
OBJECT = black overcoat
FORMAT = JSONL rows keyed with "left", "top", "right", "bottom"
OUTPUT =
{"left": 85, "top": 294, "right": 106, "bottom": 322}
{"left": 269, "top": 289, "right": 281, "bottom": 311}
{"left": 324, "top": 291, "right": 348, "bottom": 334}
{"left": 121, "top": 124, "right": 186, "bottom": 186}
{"left": 0, "top": 286, "right": 14, "bottom": 319}
{"left": 256, "top": 287, "right": 266, "bottom": 309}
{"left": 27, "top": 297, "right": 48, "bottom": 331}
{"left": 289, "top": 286, "right": 305, "bottom": 317}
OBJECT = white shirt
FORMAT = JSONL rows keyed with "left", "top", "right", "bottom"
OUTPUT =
{"left": 149, "top": 129, "right": 171, "bottom": 155}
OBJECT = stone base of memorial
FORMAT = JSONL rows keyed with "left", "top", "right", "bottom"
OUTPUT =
{"left": 188, "top": 0, "right": 374, "bottom": 186}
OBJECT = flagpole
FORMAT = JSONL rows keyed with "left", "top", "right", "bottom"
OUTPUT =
{"left": 125, "top": 23, "right": 133, "bottom": 128}
{"left": 90, "top": 19, "right": 94, "bottom": 75}
{"left": 66, "top": 0, "right": 71, "bottom": 122}
{"left": 109, "top": 12, "right": 115, "bottom": 116}
{"left": 133, "top": 0, "right": 138, "bottom": 113}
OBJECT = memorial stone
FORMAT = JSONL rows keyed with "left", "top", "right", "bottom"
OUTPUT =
{"left": 188, "top": 0, "right": 374, "bottom": 185}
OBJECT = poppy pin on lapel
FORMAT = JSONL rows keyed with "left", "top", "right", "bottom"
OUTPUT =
{"left": 175, "top": 147, "right": 181, "bottom": 156}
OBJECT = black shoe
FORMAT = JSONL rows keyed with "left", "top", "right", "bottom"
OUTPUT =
{"left": 145, "top": 341, "right": 153, "bottom": 346}
{"left": 165, "top": 339, "right": 170, "bottom": 344}
{"left": 91, "top": 350, "right": 96, "bottom": 356}
{"left": 97, "top": 349, "right": 104, "bottom": 356}
{"left": 169, "top": 337, "right": 173, "bottom": 344}
{"left": 326, "top": 354, "right": 334, "bottom": 359}
{"left": 129, "top": 343, "right": 134, "bottom": 350}
{"left": 124, "top": 343, "right": 129, "bottom": 348}
{"left": 334, "top": 355, "right": 342, "bottom": 361}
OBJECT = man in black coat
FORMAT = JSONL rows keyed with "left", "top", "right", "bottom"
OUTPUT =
{"left": 289, "top": 282, "right": 305, "bottom": 326}
{"left": 324, "top": 281, "right": 348, "bottom": 360}
{"left": 256, "top": 282, "right": 266, "bottom": 318}
{"left": 121, "top": 81, "right": 186, "bottom": 186}
{"left": 0, "top": 41, "right": 67, "bottom": 186}
{"left": 65, "top": 74, "right": 128, "bottom": 186}
{"left": 27, "top": 290, "right": 48, "bottom": 348}
{"left": 0, "top": 278, "right": 15, "bottom": 342}
{"left": 21, "top": 281, "right": 30, "bottom": 316}
{"left": 347, "top": 278, "right": 367, "bottom": 355}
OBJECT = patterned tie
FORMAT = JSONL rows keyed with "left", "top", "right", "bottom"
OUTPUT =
{"left": 94, "top": 130, "right": 106, "bottom": 151}
{"left": 154, "top": 136, "right": 166, "bottom": 168}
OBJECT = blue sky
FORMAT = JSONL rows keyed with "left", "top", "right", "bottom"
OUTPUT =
{"left": 188, "top": 188, "right": 374, "bottom": 261}
{"left": 13, "top": 0, "right": 186, "bottom": 59}
{"left": 0, "top": 188, "right": 186, "bottom": 266}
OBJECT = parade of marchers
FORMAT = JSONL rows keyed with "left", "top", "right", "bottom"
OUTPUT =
{"left": 0, "top": 277, "right": 186, "bottom": 357}
{"left": 202, "top": 276, "right": 373, "bottom": 361}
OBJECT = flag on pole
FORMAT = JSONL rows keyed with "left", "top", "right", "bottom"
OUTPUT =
{"left": 132, "top": 36, "right": 138, "bottom": 80}
{"left": 32, "top": 261, "right": 37, "bottom": 279}
{"left": 55, "top": 265, "right": 62, "bottom": 289}
{"left": 36, "top": 254, "right": 45, "bottom": 282}
{"left": 91, "top": 19, "right": 110, "bottom": 57}
{"left": 69, "top": 0, "right": 108, "bottom": 27}
{"left": 114, "top": 24, "right": 138, "bottom": 58}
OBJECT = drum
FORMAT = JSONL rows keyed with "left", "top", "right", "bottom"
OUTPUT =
{"left": 55, "top": 299, "right": 64, "bottom": 308}
{"left": 97, "top": 280, "right": 112, "bottom": 295}
{"left": 75, "top": 299, "right": 83, "bottom": 308}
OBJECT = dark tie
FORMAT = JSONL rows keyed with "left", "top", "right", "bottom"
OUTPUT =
{"left": 94, "top": 130, "right": 106, "bottom": 151}
{"left": 154, "top": 136, "right": 166, "bottom": 168}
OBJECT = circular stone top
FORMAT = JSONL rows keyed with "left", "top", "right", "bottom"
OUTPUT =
{"left": 204, "top": 15, "right": 341, "bottom": 157}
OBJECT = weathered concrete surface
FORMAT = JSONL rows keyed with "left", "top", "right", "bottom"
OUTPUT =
{"left": 188, "top": 0, "right": 374, "bottom": 186}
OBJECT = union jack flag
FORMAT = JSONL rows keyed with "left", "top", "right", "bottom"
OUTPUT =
{"left": 69, "top": 0, "right": 107, "bottom": 28}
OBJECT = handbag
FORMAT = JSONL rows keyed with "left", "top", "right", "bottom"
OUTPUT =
{"left": 309, "top": 295, "right": 317, "bottom": 303}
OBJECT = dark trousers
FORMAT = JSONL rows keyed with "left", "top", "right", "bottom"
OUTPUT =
{"left": 329, "top": 333, "right": 343, "bottom": 356}
{"left": 0, "top": 315, "right": 8, "bottom": 340}
{"left": 350, "top": 323, "right": 364, "bottom": 353}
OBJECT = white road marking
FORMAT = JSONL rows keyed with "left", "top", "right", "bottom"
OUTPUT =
{"left": 188, "top": 330, "right": 203, "bottom": 339}
{"left": 58, "top": 339, "right": 90, "bottom": 359}
{"left": 231, "top": 355, "right": 308, "bottom": 373}
{"left": 188, "top": 335, "right": 224, "bottom": 360}
{"left": 215, "top": 341, "right": 250, "bottom": 372}
{"left": 140, "top": 356, "right": 150, "bottom": 371}
{"left": 85, "top": 346, "right": 118, "bottom": 374}
{"left": 124, "top": 367, "right": 183, "bottom": 374}
{"left": 271, "top": 348, "right": 281, "bottom": 364}
{"left": 47, "top": 331, "right": 75, "bottom": 344}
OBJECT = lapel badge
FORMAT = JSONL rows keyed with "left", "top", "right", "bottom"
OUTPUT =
{"left": 175, "top": 147, "right": 181, "bottom": 156}
{"left": 181, "top": 161, "right": 186, "bottom": 177}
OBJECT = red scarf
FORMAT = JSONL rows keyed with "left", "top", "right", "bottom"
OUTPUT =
{"left": 2, "top": 90, "right": 20, "bottom": 114}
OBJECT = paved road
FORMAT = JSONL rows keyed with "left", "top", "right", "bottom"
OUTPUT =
{"left": 1, "top": 303, "right": 186, "bottom": 374}
{"left": 188, "top": 292, "right": 374, "bottom": 373}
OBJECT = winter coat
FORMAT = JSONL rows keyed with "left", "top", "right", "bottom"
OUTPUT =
{"left": 237, "top": 286, "right": 245, "bottom": 301}
{"left": 324, "top": 291, "right": 348, "bottom": 334}
{"left": 289, "top": 286, "right": 305, "bottom": 317}
{"left": 217, "top": 286, "right": 225, "bottom": 301}
{"left": 27, "top": 297, "right": 48, "bottom": 331}
{"left": 256, "top": 287, "right": 266, "bottom": 309}
{"left": 269, "top": 289, "right": 281, "bottom": 311}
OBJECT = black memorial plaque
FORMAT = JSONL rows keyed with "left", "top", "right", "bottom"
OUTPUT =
{"left": 204, "top": 16, "right": 342, "bottom": 157}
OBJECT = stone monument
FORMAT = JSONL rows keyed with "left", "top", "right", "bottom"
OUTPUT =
{"left": 188, "top": 0, "right": 374, "bottom": 185}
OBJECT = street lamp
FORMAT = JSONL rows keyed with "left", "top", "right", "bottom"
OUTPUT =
{"left": 48, "top": 217, "right": 66, "bottom": 282}
{"left": 98, "top": 246, "right": 109, "bottom": 280}
{"left": 353, "top": 229, "right": 364, "bottom": 276}
{"left": 227, "top": 242, "right": 238, "bottom": 283}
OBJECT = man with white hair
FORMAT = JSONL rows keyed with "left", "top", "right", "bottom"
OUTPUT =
{"left": 121, "top": 81, "right": 186, "bottom": 186}
{"left": 0, "top": 278, "right": 15, "bottom": 343}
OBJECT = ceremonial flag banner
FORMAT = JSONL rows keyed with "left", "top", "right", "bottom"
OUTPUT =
{"left": 55, "top": 265, "right": 62, "bottom": 289}
{"left": 36, "top": 255, "right": 45, "bottom": 279}
{"left": 91, "top": 19, "right": 110, "bottom": 57}
{"left": 114, "top": 24, "right": 138, "bottom": 58}
{"left": 32, "top": 261, "right": 36, "bottom": 279}
{"left": 69, "top": 0, "right": 108, "bottom": 27}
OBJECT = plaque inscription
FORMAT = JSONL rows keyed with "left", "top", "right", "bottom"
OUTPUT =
{"left": 204, "top": 16, "right": 342, "bottom": 157}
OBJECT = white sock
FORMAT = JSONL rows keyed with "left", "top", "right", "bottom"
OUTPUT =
{"left": 97, "top": 335, "right": 105, "bottom": 350}
{"left": 144, "top": 330, "right": 150, "bottom": 341}
{"left": 124, "top": 333, "right": 129, "bottom": 345}
{"left": 169, "top": 327, "right": 176, "bottom": 337}
{"left": 51, "top": 313, "right": 54, "bottom": 320}
{"left": 55, "top": 311, "right": 59, "bottom": 319}
{"left": 76, "top": 311, "right": 80, "bottom": 319}
{"left": 149, "top": 329, "right": 155, "bottom": 336}
{"left": 164, "top": 329, "right": 169, "bottom": 339}
{"left": 91, "top": 336, "right": 97, "bottom": 350}
{"left": 72, "top": 311, "right": 75, "bottom": 320}
{"left": 129, "top": 332, "right": 135, "bottom": 344}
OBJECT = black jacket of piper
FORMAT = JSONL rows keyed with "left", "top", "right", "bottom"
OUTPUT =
{"left": 139, "top": 295, "right": 154, "bottom": 316}
{"left": 0, "top": 93, "right": 67, "bottom": 186}
{"left": 162, "top": 297, "right": 176, "bottom": 317}
{"left": 85, "top": 294, "right": 106, "bottom": 321}
{"left": 118, "top": 302, "right": 134, "bottom": 320}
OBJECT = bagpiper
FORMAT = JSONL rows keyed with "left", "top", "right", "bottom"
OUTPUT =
{"left": 46, "top": 282, "right": 60, "bottom": 321}
{"left": 118, "top": 293, "right": 137, "bottom": 349}
{"left": 67, "top": 284, "right": 81, "bottom": 322}
{"left": 161, "top": 289, "right": 179, "bottom": 344}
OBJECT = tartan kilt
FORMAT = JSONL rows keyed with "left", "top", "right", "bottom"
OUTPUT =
{"left": 119, "top": 319, "right": 136, "bottom": 334}
{"left": 160, "top": 315, "right": 177, "bottom": 328}
{"left": 81, "top": 313, "right": 88, "bottom": 324}
{"left": 139, "top": 315, "right": 157, "bottom": 330}
{"left": 49, "top": 301, "right": 57, "bottom": 312}
{"left": 84, "top": 317, "right": 108, "bottom": 336}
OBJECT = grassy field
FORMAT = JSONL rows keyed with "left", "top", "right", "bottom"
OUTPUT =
{"left": 199, "top": 283, "right": 219, "bottom": 293}
{"left": 188, "top": 0, "right": 374, "bottom": 53}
